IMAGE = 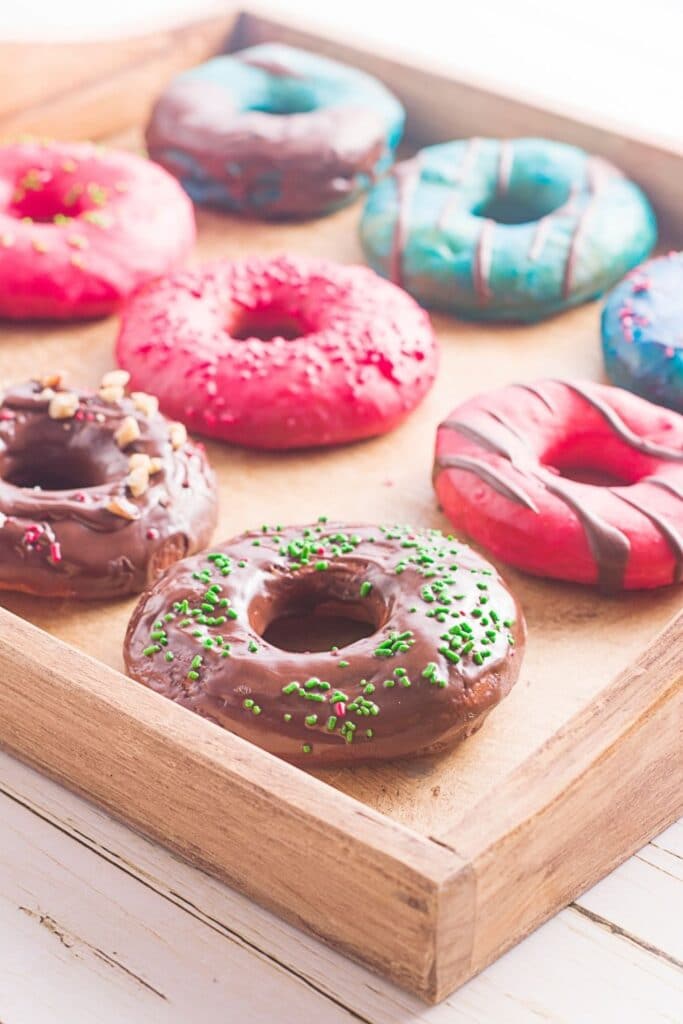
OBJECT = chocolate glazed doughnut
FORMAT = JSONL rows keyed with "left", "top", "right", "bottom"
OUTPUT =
{"left": 124, "top": 521, "right": 525, "bottom": 766}
{"left": 0, "top": 374, "right": 218, "bottom": 599}
{"left": 145, "top": 44, "right": 405, "bottom": 219}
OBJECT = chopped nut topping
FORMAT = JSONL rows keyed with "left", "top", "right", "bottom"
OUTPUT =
{"left": 101, "top": 369, "right": 130, "bottom": 390}
{"left": 99, "top": 385, "right": 125, "bottom": 404}
{"left": 169, "top": 422, "right": 187, "bottom": 450}
{"left": 131, "top": 391, "right": 159, "bottom": 417}
{"left": 106, "top": 495, "right": 140, "bottom": 520}
{"left": 38, "top": 387, "right": 56, "bottom": 401}
{"left": 48, "top": 391, "right": 79, "bottom": 420}
{"left": 114, "top": 415, "right": 141, "bottom": 449}
{"left": 126, "top": 464, "right": 149, "bottom": 497}
{"left": 128, "top": 452, "right": 150, "bottom": 471}
{"left": 148, "top": 456, "right": 163, "bottom": 475}
{"left": 39, "top": 372, "right": 65, "bottom": 389}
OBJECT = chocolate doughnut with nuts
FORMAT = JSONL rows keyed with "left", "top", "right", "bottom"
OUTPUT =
{"left": 124, "top": 520, "right": 525, "bottom": 765}
{"left": 0, "top": 373, "right": 218, "bottom": 598}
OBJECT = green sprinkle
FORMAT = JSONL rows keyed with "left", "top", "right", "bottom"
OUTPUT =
{"left": 143, "top": 644, "right": 160, "bottom": 657}
{"left": 283, "top": 713, "right": 292, "bottom": 722}
{"left": 282, "top": 682, "right": 300, "bottom": 695}
{"left": 305, "top": 714, "right": 318, "bottom": 727}
{"left": 164, "top": 651, "right": 174, "bottom": 662}
{"left": 338, "top": 659, "right": 350, "bottom": 669}
{"left": 302, "top": 743, "right": 312, "bottom": 754}
{"left": 326, "top": 715, "right": 337, "bottom": 731}
{"left": 314, "top": 560, "right": 329, "bottom": 571}
{"left": 243, "top": 698, "right": 254, "bottom": 709}
{"left": 360, "top": 581, "right": 373, "bottom": 597}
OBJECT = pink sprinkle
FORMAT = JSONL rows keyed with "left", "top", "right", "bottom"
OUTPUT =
{"left": 665, "top": 347, "right": 675, "bottom": 358}
{"left": 333, "top": 702, "right": 346, "bottom": 717}
{"left": 0, "top": 409, "right": 15, "bottom": 420}
{"left": 49, "top": 542, "right": 62, "bottom": 563}
{"left": 146, "top": 527, "right": 159, "bottom": 540}
{"left": 73, "top": 492, "right": 87, "bottom": 502}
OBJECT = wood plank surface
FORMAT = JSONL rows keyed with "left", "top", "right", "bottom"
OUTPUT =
{"left": 1, "top": 752, "right": 680, "bottom": 1023}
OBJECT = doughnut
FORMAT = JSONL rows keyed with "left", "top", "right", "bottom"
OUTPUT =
{"left": 124, "top": 520, "right": 525, "bottom": 765}
{"left": 360, "top": 137, "right": 656, "bottom": 321}
{"left": 0, "top": 373, "right": 217, "bottom": 599}
{"left": 146, "top": 43, "right": 405, "bottom": 219}
{"left": 0, "top": 140, "right": 195, "bottom": 319}
{"left": 116, "top": 253, "right": 438, "bottom": 449}
{"left": 434, "top": 379, "right": 683, "bottom": 591}
{"left": 602, "top": 252, "right": 683, "bottom": 413}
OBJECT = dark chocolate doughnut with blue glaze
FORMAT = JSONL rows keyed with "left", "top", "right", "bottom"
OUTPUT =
{"left": 360, "top": 137, "right": 656, "bottom": 321}
{"left": 602, "top": 252, "right": 683, "bottom": 413}
{"left": 146, "top": 43, "right": 404, "bottom": 220}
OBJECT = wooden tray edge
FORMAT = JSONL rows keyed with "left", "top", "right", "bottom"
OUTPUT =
{"left": 432, "top": 607, "right": 683, "bottom": 1000}
{"left": 0, "top": 604, "right": 470, "bottom": 1000}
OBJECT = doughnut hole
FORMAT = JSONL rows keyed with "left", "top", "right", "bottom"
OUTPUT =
{"left": 228, "top": 306, "right": 310, "bottom": 342}
{"left": 0, "top": 435, "right": 127, "bottom": 492}
{"left": 474, "top": 189, "right": 561, "bottom": 226}
{"left": 251, "top": 569, "right": 386, "bottom": 653}
{"left": 540, "top": 435, "right": 640, "bottom": 487}
{"left": 9, "top": 175, "right": 93, "bottom": 223}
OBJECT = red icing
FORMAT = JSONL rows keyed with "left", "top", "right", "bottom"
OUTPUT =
{"left": 434, "top": 380, "right": 683, "bottom": 590}
{"left": 116, "top": 254, "right": 438, "bottom": 449}
{"left": 0, "top": 141, "right": 195, "bottom": 319}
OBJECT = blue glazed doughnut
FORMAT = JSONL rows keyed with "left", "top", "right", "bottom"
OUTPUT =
{"left": 146, "top": 43, "right": 405, "bottom": 219}
{"left": 360, "top": 137, "right": 657, "bottom": 321}
{"left": 602, "top": 252, "right": 683, "bottom": 413}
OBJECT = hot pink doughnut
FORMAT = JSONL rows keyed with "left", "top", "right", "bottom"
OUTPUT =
{"left": 434, "top": 379, "right": 683, "bottom": 591}
{"left": 0, "top": 141, "right": 195, "bottom": 319}
{"left": 116, "top": 254, "right": 438, "bottom": 449}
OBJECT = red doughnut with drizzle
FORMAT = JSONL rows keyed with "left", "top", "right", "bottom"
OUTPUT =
{"left": 0, "top": 140, "right": 195, "bottom": 319}
{"left": 434, "top": 380, "right": 683, "bottom": 590}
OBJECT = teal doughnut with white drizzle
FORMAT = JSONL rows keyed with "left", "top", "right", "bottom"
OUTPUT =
{"left": 359, "top": 137, "right": 657, "bottom": 322}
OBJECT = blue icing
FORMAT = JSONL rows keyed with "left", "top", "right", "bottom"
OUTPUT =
{"left": 152, "top": 43, "right": 404, "bottom": 217}
{"left": 602, "top": 252, "right": 683, "bottom": 413}
{"left": 360, "top": 138, "right": 657, "bottom": 322}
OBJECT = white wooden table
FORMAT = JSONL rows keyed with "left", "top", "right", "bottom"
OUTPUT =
{"left": 1, "top": 748, "right": 680, "bottom": 1023}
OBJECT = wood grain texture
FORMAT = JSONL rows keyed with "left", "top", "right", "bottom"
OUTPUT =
{"left": 0, "top": 16, "right": 681, "bottom": 1003}
{"left": 0, "top": 605, "right": 464, "bottom": 1001}
{"left": 1, "top": 752, "right": 681, "bottom": 1024}
{"left": 0, "top": 14, "right": 238, "bottom": 141}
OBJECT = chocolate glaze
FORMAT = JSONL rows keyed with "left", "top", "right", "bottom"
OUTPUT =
{"left": 560, "top": 380, "right": 683, "bottom": 462}
{"left": 124, "top": 522, "right": 525, "bottom": 766}
{"left": 0, "top": 380, "right": 218, "bottom": 599}
{"left": 146, "top": 74, "right": 388, "bottom": 220}
{"left": 435, "top": 380, "right": 683, "bottom": 590}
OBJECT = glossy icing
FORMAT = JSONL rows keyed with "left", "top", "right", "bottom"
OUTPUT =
{"left": 0, "top": 378, "right": 217, "bottom": 598}
{"left": 124, "top": 521, "right": 525, "bottom": 766}
{"left": 361, "top": 138, "right": 657, "bottom": 321}
{"left": 434, "top": 380, "right": 683, "bottom": 590}
{"left": 146, "top": 43, "right": 405, "bottom": 219}
{"left": 602, "top": 252, "right": 683, "bottom": 413}
{"left": 0, "top": 140, "right": 195, "bottom": 319}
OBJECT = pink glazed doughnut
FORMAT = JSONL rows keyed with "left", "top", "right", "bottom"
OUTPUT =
{"left": 434, "top": 379, "right": 683, "bottom": 591}
{"left": 0, "top": 141, "right": 195, "bottom": 319}
{"left": 116, "top": 254, "right": 438, "bottom": 449}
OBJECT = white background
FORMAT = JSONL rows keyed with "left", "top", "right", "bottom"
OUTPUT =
{"left": 2, "top": 0, "right": 682, "bottom": 147}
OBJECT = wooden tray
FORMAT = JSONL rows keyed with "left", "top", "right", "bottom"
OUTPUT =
{"left": 0, "top": 9, "right": 681, "bottom": 1004}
